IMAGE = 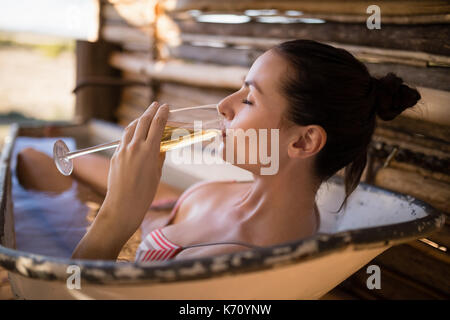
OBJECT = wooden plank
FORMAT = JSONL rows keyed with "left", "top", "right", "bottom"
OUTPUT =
{"left": 171, "top": 10, "right": 450, "bottom": 24}
{"left": 0, "top": 0, "right": 99, "bottom": 41}
{"left": 365, "top": 63, "right": 450, "bottom": 92}
{"left": 180, "top": 33, "right": 283, "bottom": 50}
{"left": 110, "top": 50, "right": 450, "bottom": 97}
{"left": 424, "top": 224, "right": 450, "bottom": 250}
{"left": 319, "top": 287, "right": 358, "bottom": 300}
{"left": 340, "top": 262, "right": 447, "bottom": 299}
{"left": 102, "top": 1, "right": 155, "bottom": 27}
{"left": 101, "top": 24, "right": 153, "bottom": 51}
{"left": 122, "top": 70, "right": 151, "bottom": 82}
{"left": 115, "top": 102, "right": 145, "bottom": 121}
{"left": 176, "top": 34, "right": 450, "bottom": 67}
{"left": 374, "top": 167, "right": 450, "bottom": 215}
{"left": 376, "top": 115, "right": 450, "bottom": 145}
{"left": 75, "top": 40, "right": 122, "bottom": 122}
{"left": 403, "top": 87, "right": 450, "bottom": 126}
{"left": 121, "top": 86, "right": 153, "bottom": 107}
{"left": 390, "top": 161, "right": 450, "bottom": 185}
{"left": 166, "top": 43, "right": 262, "bottom": 67}
{"left": 173, "top": 19, "right": 450, "bottom": 56}
{"left": 114, "top": 52, "right": 449, "bottom": 126}
{"left": 123, "top": 85, "right": 153, "bottom": 101}
{"left": 109, "top": 52, "right": 248, "bottom": 89}
{"left": 408, "top": 239, "right": 450, "bottom": 265}
{"left": 373, "top": 244, "right": 450, "bottom": 295}
{"left": 162, "top": 0, "right": 450, "bottom": 16}
{"left": 157, "top": 82, "right": 233, "bottom": 108}
{"left": 165, "top": 43, "right": 450, "bottom": 90}
{"left": 373, "top": 127, "right": 450, "bottom": 157}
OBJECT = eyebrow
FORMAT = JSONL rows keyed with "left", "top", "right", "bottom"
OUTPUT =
{"left": 244, "top": 80, "right": 263, "bottom": 95}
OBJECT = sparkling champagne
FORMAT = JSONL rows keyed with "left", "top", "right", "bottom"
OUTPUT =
{"left": 159, "top": 125, "right": 221, "bottom": 152}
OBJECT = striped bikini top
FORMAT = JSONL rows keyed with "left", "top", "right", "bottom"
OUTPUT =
{"left": 135, "top": 180, "right": 322, "bottom": 263}
{"left": 135, "top": 180, "right": 262, "bottom": 263}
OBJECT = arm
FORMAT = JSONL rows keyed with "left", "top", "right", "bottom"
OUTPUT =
{"left": 72, "top": 202, "right": 134, "bottom": 260}
{"left": 72, "top": 102, "right": 169, "bottom": 260}
{"left": 72, "top": 154, "right": 110, "bottom": 196}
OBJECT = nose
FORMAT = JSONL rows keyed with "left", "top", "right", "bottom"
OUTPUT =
{"left": 217, "top": 95, "right": 235, "bottom": 121}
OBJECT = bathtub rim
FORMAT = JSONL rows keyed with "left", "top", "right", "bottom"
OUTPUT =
{"left": 0, "top": 120, "right": 446, "bottom": 285}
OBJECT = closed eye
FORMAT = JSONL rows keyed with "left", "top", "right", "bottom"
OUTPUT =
{"left": 242, "top": 99, "right": 253, "bottom": 105}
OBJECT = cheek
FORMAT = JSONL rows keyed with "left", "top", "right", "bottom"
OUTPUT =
{"left": 219, "top": 106, "right": 283, "bottom": 164}
{"left": 220, "top": 123, "right": 281, "bottom": 165}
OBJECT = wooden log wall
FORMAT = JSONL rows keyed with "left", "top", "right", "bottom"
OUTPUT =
{"left": 97, "top": 0, "right": 450, "bottom": 299}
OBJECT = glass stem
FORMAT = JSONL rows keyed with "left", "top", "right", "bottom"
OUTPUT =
{"left": 65, "top": 140, "right": 120, "bottom": 160}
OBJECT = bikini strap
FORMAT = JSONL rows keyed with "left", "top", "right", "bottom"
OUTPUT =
{"left": 182, "top": 241, "right": 263, "bottom": 250}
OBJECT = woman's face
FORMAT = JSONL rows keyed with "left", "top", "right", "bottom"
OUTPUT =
{"left": 217, "top": 49, "right": 292, "bottom": 175}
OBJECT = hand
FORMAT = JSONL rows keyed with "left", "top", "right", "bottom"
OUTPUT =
{"left": 101, "top": 101, "right": 170, "bottom": 236}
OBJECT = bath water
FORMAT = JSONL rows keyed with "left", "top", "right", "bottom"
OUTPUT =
{"left": 11, "top": 137, "right": 103, "bottom": 258}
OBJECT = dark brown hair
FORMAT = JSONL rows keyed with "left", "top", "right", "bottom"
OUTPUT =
{"left": 273, "top": 39, "right": 421, "bottom": 212}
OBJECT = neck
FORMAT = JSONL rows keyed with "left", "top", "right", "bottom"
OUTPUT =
{"left": 232, "top": 161, "right": 320, "bottom": 235}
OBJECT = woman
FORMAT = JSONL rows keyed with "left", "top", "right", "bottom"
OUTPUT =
{"left": 17, "top": 40, "right": 421, "bottom": 262}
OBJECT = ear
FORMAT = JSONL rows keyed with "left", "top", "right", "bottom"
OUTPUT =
{"left": 287, "top": 125, "right": 327, "bottom": 159}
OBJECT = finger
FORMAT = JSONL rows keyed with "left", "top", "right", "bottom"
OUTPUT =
{"left": 118, "top": 119, "right": 138, "bottom": 152}
{"left": 133, "top": 101, "right": 160, "bottom": 142}
{"left": 146, "top": 104, "right": 169, "bottom": 153}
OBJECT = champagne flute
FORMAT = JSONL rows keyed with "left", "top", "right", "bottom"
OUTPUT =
{"left": 53, "top": 104, "right": 224, "bottom": 176}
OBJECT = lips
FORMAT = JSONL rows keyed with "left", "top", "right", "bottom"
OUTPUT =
{"left": 220, "top": 121, "right": 229, "bottom": 138}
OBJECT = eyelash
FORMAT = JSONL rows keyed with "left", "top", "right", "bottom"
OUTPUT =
{"left": 242, "top": 99, "right": 253, "bottom": 105}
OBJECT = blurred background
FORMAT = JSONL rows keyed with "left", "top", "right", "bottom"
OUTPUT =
{"left": 0, "top": 31, "right": 75, "bottom": 138}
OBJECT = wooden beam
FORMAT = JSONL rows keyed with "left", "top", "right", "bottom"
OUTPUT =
{"left": 121, "top": 87, "right": 153, "bottom": 108}
{"left": 162, "top": 0, "right": 450, "bottom": 16}
{"left": 179, "top": 33, "right": 281, "bottom": 50}
{"left": 157, "top": 82, "right": 233, "bottom": 107}
{"left": 115, "top": 102, "right": 145, "bottom": 121}
{"left": 101, "top": 24, "right": 153, "bottom": 51}
{"left": 176, "top": 34, "right": 450, "bottom": 67}
{"left": 390, "top": 161, "right": 450, "bottom": 184}
{"left": 173, "top": 19, "right": 450, "bottom": 56}
{"left": 374, "top": 167, "right": 450, "bottom": 215}
{"left": 109, "top": 52, "right": 248, "bottom": 89}
{"left": 75, "top": 40, "right": 122, "bottom": 122}
{"left": 172, "top": 11, "right": 450, "bottom": 24}
{"left": 110, "top": 52, "right": 450, "bottom": 125}
{"left": 373, "top": 127, "right": 449, "bottom": 159}
{"left": 365, "top": 63, "right": 450, "bottom": 92}
{"left": 102, "top": 1, "right": 155, "bottom": 27}
{"left": 166, "top": 43, "right": 263, "bottom": 67}
{"left": 373, "top": 244, "right": 450, "bottom": 296}
{"left": 340, "top": 261, "right": 447, "bottom": 299}
{"left": 164, "top": 43, "right": 450, "bottom": 91}
{"left": 424, "top": 224, "right": 450, "bottom": 250}
{"left": 382, "top": 88, "right": 450, "bottom": 127}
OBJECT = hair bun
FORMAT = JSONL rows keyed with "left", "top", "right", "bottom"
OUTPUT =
{"left": 373, "top": 72, "right": 421, "bottom": 121}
